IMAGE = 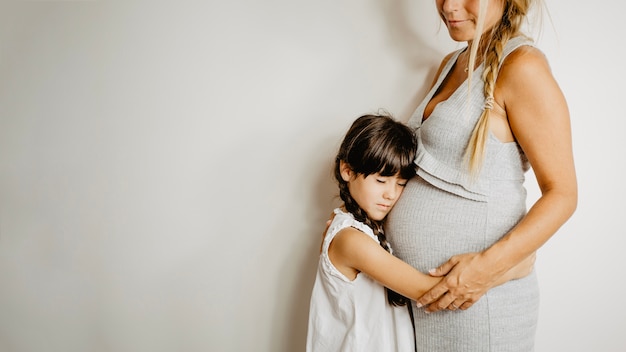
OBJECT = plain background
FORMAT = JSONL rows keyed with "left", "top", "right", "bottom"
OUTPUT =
{"left": 0, "top": 1, "right": 623, "bottom": 351}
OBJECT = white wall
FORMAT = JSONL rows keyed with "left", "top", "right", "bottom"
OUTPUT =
{"left": 0, "top": 1, "right": 623, "bottom": 351}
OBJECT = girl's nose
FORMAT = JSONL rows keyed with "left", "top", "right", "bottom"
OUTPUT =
{"left": 383, "top": 186, "right": 398, "bottom": 200}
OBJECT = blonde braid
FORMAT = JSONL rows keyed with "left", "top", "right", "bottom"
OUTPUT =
{"left": 465, "top": 0, "right": 529, "bottom": 175}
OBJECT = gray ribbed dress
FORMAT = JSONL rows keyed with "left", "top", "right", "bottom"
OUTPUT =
{"left": 386, "top": 36, "right": 539, "bottom": 352}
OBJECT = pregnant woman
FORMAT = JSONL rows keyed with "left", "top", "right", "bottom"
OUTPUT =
{"left": 386, "top": 0, "right": 577, "bottom": 351}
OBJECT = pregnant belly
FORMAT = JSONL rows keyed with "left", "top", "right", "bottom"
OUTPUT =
{"left": 386, "top": 176, "right": 490, "bottom": 271}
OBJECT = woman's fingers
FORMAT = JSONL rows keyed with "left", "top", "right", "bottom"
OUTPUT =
{"left": 428, "top": 255, "right": 459, "bottom": 277}
{"left": 416, "top": 282, "right": 449, "bottom": 308}
{"left": 448, "top": 300, "right": 464, "bottom": 311}
{"left": 425, "top": 292, "right": 456, "bottom": 313}
{"left": 459, "top": 301, "right": 473, "bottom": 310}
{"left": 417, "top": 257, "right": 461, "bottom": 307}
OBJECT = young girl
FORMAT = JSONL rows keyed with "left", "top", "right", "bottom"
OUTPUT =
{"left": 305, "top": 114, "right": 534, "bottom": 352}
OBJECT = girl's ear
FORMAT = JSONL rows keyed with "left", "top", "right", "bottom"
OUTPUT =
{"left": 339, "top": 160, "right": 353, "bottom": 182}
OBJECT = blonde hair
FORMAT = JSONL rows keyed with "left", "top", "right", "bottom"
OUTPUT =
{"left": 464, "top": 0, "right": 539, "bottom": 175}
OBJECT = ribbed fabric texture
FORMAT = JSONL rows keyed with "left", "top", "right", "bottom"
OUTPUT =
{"left": 386, "top": 36, "right": 539, "bottom": 352}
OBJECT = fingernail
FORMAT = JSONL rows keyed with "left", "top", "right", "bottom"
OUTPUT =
{"left": 416, "top": 302, "right": 422, "bottom": 308}
{"left": 428, "top": 268, "right": 436, "bottom": 274}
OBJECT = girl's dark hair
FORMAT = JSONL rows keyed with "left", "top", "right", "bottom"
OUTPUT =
{"left": 334, "top": 113, "right": 417, "bottom": 306}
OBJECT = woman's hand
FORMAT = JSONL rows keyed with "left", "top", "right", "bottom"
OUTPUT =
{"left": 416, "top": 252, "right": 504, "bottom": 313}
{"left": 421, "top": 251, "right": 537, "bottom": 312}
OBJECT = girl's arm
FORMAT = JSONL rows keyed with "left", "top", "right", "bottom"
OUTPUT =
{"left": 417, "top": 46, "right": 577, "bottom": 312}
{"left": 329, "top": 226, "right": 440, "bottom": 301}
{"left": 329, "top": 226, "right": 535, "bottom": 305}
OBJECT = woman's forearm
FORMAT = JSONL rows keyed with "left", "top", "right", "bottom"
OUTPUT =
{"left": 482, "top": 187, "right": 577, "bottom": 278}
{"left": 496, "top": 251, "right": 536, "bottom": 285}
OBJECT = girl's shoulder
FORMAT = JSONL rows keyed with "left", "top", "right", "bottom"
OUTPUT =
{"left": 321, "top": 210, "right": 380, "bottom": 281}
{"left": 321, "top": 209, "right": 376, "bottom": 251}
{"left": 328, "top": 209, "right": 373, "bottom": 239}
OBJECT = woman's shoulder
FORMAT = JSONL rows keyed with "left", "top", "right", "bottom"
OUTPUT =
{"left": 439, "top": 48, "right": 464, "bottom": 69}
{"left": 428, "top": 49, "right": 463, "bottom": 88}
{"left": 499, "top": 45, "right": 552, "bottom": 89}
{"left": 497, "top": 43, "right": 560, "bottom": 112}
{"left": 441, "top": 50, "right": 458, "bottom": 65}
{"left": 501, "top": 43, "right": 550, "bottom": 75}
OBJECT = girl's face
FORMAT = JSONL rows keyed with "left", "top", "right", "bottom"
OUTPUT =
{"left": 341, "top": 163, "right": 408, "bottom": 221}
{"left": 435, "top": 0, "right": 505, "bottom": 42}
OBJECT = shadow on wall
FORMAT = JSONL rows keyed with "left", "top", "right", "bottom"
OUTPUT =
{"left": 376, "top": 0, "right": 453, "bottom": 121}
{"left": 272, "top": 2, "right": 449, "bottom": 351}
{"left": 284, "top": 162, "right": 337, "bottom": 352}
{"left": 268, "top": 138, "right": 339, "bottom": 352}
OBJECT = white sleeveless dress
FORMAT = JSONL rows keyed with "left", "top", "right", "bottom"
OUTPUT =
{"left": 306, "top": 208, "right": 415, "bottom": 352}
{"left": 386, "top": 36, "right": 540, "bottom": 352}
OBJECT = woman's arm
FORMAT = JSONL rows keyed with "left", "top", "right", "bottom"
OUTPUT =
{"left": 494, "top": 251, "right": 536, "bottom": 284}
{"left": 417, "top": 46, "right": 577, "bottom": 312}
